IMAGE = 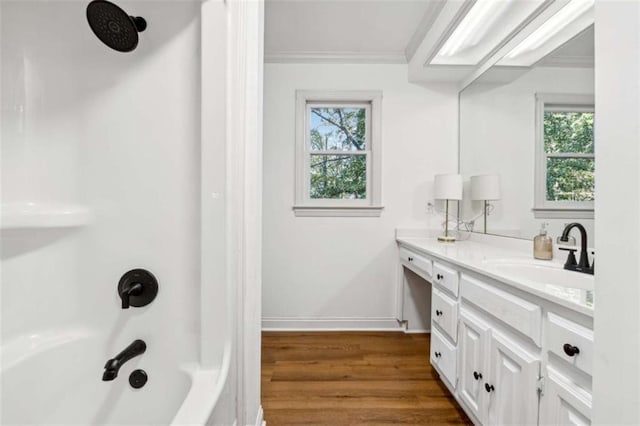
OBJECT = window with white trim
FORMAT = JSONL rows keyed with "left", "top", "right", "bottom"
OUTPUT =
{"left": 294, "top": 91, "right": 383, "bottom": 217}
{"left": 534, "top": 93, "right": 595, "bottom": 219}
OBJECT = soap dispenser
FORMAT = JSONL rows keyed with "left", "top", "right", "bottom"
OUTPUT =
{"left": 533, "top": 223, "right": 553, "bottom": 260}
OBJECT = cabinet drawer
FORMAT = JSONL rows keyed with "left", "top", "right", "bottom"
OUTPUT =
{"left": 433, "top": 261, "right": 459, "bottom": 297}
{"left": 546, "top": 313, "right": 593, "bottom": 376}
{"left": 432, "top": 287, "right": 458, "bottom": 343}
{"left": 431, "top": 327, "right": 457, "bottom": 388}
{"left": 399, "top": 247, "right": 432, "bottom": 280}
{"left": 461, "top": 274, "right": 542, "bottom": 346}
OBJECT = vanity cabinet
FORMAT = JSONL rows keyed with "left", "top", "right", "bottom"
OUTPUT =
{"left": 539, "top": 312, "right": 593, "bottom": 425}
{"left": 459, "top": 309, "right": 491, "bottom": 421}
{"left": 545, "top": 313, "right": 593, "bottom": 376}
{"left": 433, "top": 261, "right": 459, "bottom": 296}
{"left": 430, "top": 327, "right": 458, "bottom": 389}
{"left": 397, "top": 241, "right": 594, "bottom": 426}
{"left": 487, "top": 331, "right": 540, "bottom": 425}
{"left": 539, "top": 367, "right": 592, "bottom": 425}
{"left": 432, "top": 287, "right": 458, "bottom": 343}
{"left": 458, "top": 306, "right": 540, "bottom": 425}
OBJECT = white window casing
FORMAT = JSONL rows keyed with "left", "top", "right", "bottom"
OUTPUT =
{"left": 294, "top": 90, "right": 383, "bottom": 217}
{"left": 533, "top": 93, "right": 595, "bottom": 219}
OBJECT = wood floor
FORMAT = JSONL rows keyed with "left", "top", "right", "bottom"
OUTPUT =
{"left": 261, "top": 332, "right": 471, "bottom": 425}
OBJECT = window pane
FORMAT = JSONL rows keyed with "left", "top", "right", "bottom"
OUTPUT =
{"left": 546, "top": 157, "right": 594, "bottom": 201}
{"left": 310, "top": 154, "right": 366, "bottom": 199}
{"left": 544, "top": 111, "right": 594, "bottom": 154}
{"left": 310, "top": 107, "right": 366, "bottom": 151}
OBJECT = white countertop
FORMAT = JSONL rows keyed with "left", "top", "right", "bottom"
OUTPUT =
{"left": 396, "top": 234, "right": 594, "bottom": 317}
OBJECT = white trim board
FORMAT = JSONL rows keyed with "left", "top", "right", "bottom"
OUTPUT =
{"left": 265, "top": 51, "right": 407, "bottom": 64}
{"left": 404, "top": 328, "right": 431, "bottom": 334}
{"left": 262, "top": 317, "right": 402, "bottom": 331}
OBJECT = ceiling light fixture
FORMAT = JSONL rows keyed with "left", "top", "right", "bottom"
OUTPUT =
{"left": 431, "top": 0, "right": 551, "bottom": 66}
{"left": 504, "top": 0, "right": 594, "bottom": 60}
{"left": 439, "top": 1, "right": 499, "bottom": 57}
{"left": 438, "top": 0, "right": 514, "bottom": 57}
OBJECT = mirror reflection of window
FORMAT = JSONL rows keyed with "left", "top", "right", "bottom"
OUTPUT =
{"left": 543, "top": 109, "right": 594, "bottom": 203}
{"left": 534, "top": 94, "right": 595, "bottom": 215}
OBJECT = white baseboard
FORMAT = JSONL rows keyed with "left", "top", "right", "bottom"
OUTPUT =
{"left": 404, "top": 328, "right": 431, "bottom": 334}
{"left": 262, "top": 317, "right": 403, "bottom": 331}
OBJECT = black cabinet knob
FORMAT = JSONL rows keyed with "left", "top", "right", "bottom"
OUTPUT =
{"left": 473, "top": 371, "right": 482, "bottom": 380}
{"left": 408, "top": 257, "right": 413, "bottom": 262}
{"left": 435, "top": 310, "right": 442, "bottom": 316}
{"left": 434, "top": 351, "right": 441, "bottom": 358}
{"left": 563, "top": 343, "right": 580, "bottom": 357}
{"left": 485, "top": 383, "right": 495, "bottom": 393}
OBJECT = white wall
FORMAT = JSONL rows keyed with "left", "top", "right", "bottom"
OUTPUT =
{"left": 262, "top": 64, "right": 458, "bottom": 329}
{"left": 460, "top": 67, "right": 595, "bottom": 243}
{"left": 593, "top": 1, "right": 640, "bottom": 423}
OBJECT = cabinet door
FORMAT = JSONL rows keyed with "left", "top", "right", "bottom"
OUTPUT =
{"left": 487, "top": 333, "right": 540, "bottom": 426}
{"left": 459, "top": 310, "right": 491, "bottom": 423}
{"left": 539, "top": 367, "right": 592, "bottom": 426}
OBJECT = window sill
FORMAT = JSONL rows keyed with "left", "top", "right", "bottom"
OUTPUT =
{"left": 293, "top": 205, "right": 384, "bottom": 217}
{"left": 532, "top": 207, "right": 594, "bottom": 219}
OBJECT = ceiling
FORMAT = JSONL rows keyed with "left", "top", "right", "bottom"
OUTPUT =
{"left": 264, "top": 0, "right": 443, "bottom": 63}
{"left": 539, "top": 26, "right": 594, "bottom": 67}
{"left": 264, "top": 0, "right": 595, "bottom": 84}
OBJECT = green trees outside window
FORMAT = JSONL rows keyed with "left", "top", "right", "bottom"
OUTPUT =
{"left": 543, "top": 111, "right": 595, "bottom": 202}
{"left": 309, "top": 107, "right": 368, "bottom": 199}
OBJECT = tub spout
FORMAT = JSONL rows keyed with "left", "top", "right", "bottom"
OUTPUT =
{"left": 102, "top": 339, "right": 146, "bottom": 381}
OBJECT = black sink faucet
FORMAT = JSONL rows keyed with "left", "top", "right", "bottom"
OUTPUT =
{"left": 102, "top": 339, "right": 146, "bottom": 381}
{"left": 559, "top": 223, "right": 594, "bottom": 275}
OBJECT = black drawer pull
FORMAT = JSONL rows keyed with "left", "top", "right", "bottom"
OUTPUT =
{"left": 434, "top": 351, "right": 441, "bottom": 358}
{"left": 563, "top": 343, "right": 580, "bottom": 357}
{"left": 435, "top": 310, "right": 442, "bottom": 316}
{"left": 408, "top": 257, "right": 413, "bottom": 262}
{"left": 485, "top": 383, "right": 494, "bottom": 393}
{"left": 473, "top": 371, "right": 482, "bottom": 380}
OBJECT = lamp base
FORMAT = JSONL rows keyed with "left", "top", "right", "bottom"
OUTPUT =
{"left": 437, "top": 235, "right": 456, "bottom": 243}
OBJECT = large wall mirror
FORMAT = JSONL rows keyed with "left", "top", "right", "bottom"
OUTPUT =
{"left": 459, "top": 13, "right": 595, "bottom": 242}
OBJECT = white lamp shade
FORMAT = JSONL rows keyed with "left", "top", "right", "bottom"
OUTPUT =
{"left": 470, "top": 174, "right": 501, "bottom": 200}
{"left": 434, "top": 174, "right": 463, "bottom": 200}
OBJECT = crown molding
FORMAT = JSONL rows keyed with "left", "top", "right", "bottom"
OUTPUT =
{"left": 264, "top": 50, "right": 407, "bottom": 64}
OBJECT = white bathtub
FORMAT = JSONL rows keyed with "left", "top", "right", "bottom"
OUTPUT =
{"left": 1, "top": 327, "right": 229, "bottom": 425}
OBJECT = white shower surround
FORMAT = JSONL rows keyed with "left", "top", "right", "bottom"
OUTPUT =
{"left": 0, "top": 0, "right": 262, "bottom": 424}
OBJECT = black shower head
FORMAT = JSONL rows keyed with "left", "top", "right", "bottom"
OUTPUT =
{"left": 86, "top": 0, "right": 147, "bottom": 53}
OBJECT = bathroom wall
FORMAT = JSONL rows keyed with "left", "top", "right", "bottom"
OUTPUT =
{"left": 593, "top": 1, "right": 640, "bottom": 423}
{"left": 262, "top": 63, "right": 458, "bottom": 329}
{"left": 459, "top": 66, "right": 595, "bottom": 243}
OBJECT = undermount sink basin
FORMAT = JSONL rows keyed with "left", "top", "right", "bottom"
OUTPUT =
{"left": 481, "top": 259, "right": 594, "bottom": 290}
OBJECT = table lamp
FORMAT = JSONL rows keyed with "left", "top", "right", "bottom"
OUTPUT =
{"left": 434, "top": 174, "right": 462, "bottom": 242}
{"left": 470, "top": 174, "right": 501, "bottom": 234}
